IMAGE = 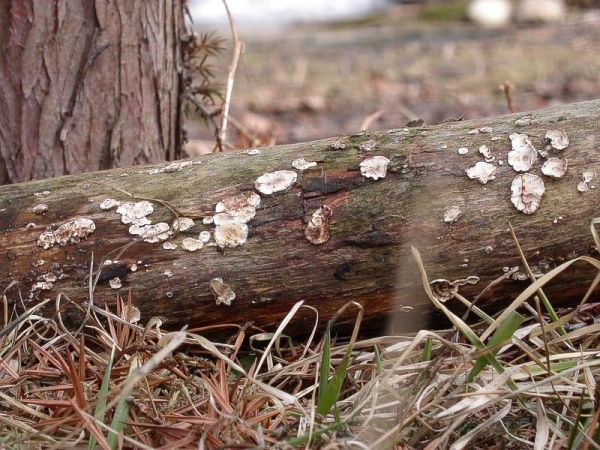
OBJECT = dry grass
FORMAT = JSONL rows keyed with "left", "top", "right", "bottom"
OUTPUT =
{"left": 1, "top": 219, "right": 600, "bottom": 449}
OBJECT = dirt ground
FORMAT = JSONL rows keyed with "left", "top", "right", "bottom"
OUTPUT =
{"left": 185, "top": 5, "right": 600, "bottom": 153}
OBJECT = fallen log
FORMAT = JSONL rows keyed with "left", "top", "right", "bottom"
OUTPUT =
{"left": 1, "top": 100, "right": 599, "bottom": 332}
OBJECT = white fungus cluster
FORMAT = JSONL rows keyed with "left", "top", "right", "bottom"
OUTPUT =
{"left": 359, "top": 156, "right": 390, "bottom": 180}
{"left": 305, "top": 206, "right": 332, "bottom": 245}
{"left": 37, "top": 218, "right": 96, "bottom": 249}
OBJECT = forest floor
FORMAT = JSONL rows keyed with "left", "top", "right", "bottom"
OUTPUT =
{"left": 185, "top": 4, "right": 600, "bottom": 153}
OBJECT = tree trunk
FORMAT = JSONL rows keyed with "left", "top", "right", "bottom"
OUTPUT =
{"left": 1, "top": 100, "right": 598, "bottom": 333}
{"left": 0, "top": 0, "right": 185, "bottom": 185}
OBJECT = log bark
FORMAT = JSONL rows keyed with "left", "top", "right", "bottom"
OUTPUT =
{"left": 0, "top": 0, "right": 186, "bottom": 184}
{"left": 1, "top": 100, "right": 599, "bottom": 332}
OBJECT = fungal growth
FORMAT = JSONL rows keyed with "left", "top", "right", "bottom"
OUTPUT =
{"left": 541, "top": 158, "right": 568, "bottom": 179}
{"left": 458, "top": 147, "right": 469, "bottom": 155}
{"left": 578, "top": 169, "right": 596, "bottom": 193}
{"left": 129, "top": 223, "right": 171, "bottom": 243}
{"left": 163, "top": 242, "right": 177, "bottom": 250}
{"left": 508, "top": 133, "right": 537, "bottom": 172}
{"left": 511, "top": 173, "right": 545, "bottom": 214}
{"left": 172, "top": 217, "right": 195, "bottom": 232}
{"left": 100, "top": 198, "right": 121, "bottom": 210}
{"left": 255, "top": 170, "right": 297, "bottom": 195}
{"left": 182, "top": 237, "right": 203, "bottom": 252}
{"left": 215, "top": 192, "right": 261, "bottom": 222}
{"left": 116, "top": 201, "right": 154, "bottom": 226}
{"left": 359, "top": 156, "right": 390, "bottom": 180}
{"left": 478, "top": 145, "right": 494, "bottom": 162}
{"left": 359, "top": 139, "right": 376, "bottom": 151}
{"left": 514, "top": 114, "right": 537, "bottom": 127}
{"left": 30, "top": 204, "right": 48, "bottom": 215}
{"left": 544, "top": 129, "right": 569, "bottom": 152}
{"left": 305, "top": 206, "right": 332, "bottom": 245}
{"left": 466, "top": 162, "right": 496, "bottom": 184}
{"left": 213, "top": 213, "right": 248, "bottom": 248}
{"left": 210, "top": 278, "right": 236, "bottom": 306}
{"left": 292, "top": 158, "right": 318, "bottom": 170}
{"left": 443, "top": 205, "right": 463, "bottom": 223}
{"left": 242, "top": 148, "right": 261, "bottom": 155}
{"left": 199, "top": 231, "right": 211, "bottom": 243}
{"left": 330, "top": 139, "right": 346, "bottom": 150}
{"left": 109, "top": 277, "right": 122, "bottom": 289}
{"left": 37, "top": 218, "right": 96, "bottom": 249}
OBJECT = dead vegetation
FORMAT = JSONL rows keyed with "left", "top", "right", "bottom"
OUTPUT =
{"left": 1, "top": 219, "right": 599, "bottom": 449}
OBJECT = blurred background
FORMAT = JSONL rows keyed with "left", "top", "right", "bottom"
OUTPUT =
{"left": 183, "top": 0, "right": 600, "bottom": 155}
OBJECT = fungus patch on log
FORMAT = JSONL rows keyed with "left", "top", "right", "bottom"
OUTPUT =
{"left": 578, "top": 169, "right": 596, "bottom": 193}
{"left": 359, "top": 139, "right": 376, "bottom": 151}
{"left": 199, "top": 231, "right": 211, "bottom": 243}
{"left": 508, "top": 133, "right": 538, "bottom": 172}
{"left": 172, "top": 217, "right": 195, "bottom": 232}
{"left": 541, "top": 158, "right": 568, "bottom": 179}
{"left": 514, "top": 114, "right": 537, "bottom": 127}
{"left": 255, "top": 170, "right": 297, "bottom": 195}
{"left": 292, "top": 158, "right": 318, "bottom": 170}
{"left": 215, "top": 192, "right": 261, "bottom": 222}
{"left": 458, "top": 147, "right": 469, "bottom": 155}
{"left": 359, "top": 156, "right": 390, "bottom": 180}
{"left": 163, "top": 242, "right": 177, "bottom": 250}
{"left": 37, "top": 218, "right": 96, "bottom": 249}
{"left": 210, "top": 278, "right": 236, "bottom": 306}
{"left": 99, "top": 198, "right": 121, "bottom": 210}
{"left": 305, "top": 206, "right": 332, "bottom": 245}
{"left": 511, "top": 173, "right": 545, "bottom": 214}
{"left": 242, "top": 148, "right": 261, "bottom": 155}
{"left": 109, "top": 277, "right": 122, "bottom": 289}
{"left": 30, "top": 204, "right": 48, "bottom": 215}
{"left": 544, "top": 129, "right": 569, "bottom": 152}
{"left": 129, "top": 223, "right": 171, "bottom": 243}
{"left": 182, "top": 237, "right": 203, "bottom": 252}
{"left": 330, "top": 139, "right": 346, "bottom": 150}
{"left": 479, "top": 145, "right": 494, "bottom": 162}
{"left": 116, "top": 201, "right": 154, "bottom": 226}
{"left": 443, "top": 206, "right": 463, "bottom": 223}
{"left": 466, "top": 162, "right": 496, "bottom": 184}
{"left": 213, "top": 213, "right": 248, "bottom": 248}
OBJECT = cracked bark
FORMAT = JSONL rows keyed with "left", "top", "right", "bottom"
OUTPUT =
{"left": 0, "top": 0, "right": 186, "bottom": 184}
{"left": 0, "top": 100, "right": 599, "bottom": 334}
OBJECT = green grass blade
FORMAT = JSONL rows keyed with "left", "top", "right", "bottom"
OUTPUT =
{"left": 88, "top": 345, "right": 115, "bottom": 450}
{"left": 422, "top": 338, "right": 433, "bottom": 362}
{"left": 317, "top": 330, "right": 331, "bottom": 410}
{"left": 468, "top": 311, "right": 524, "bottom": 382}
{"left": 107, "top": 361, "right": 135, "bottom": 450}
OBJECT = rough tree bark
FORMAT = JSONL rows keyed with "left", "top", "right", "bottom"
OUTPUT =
{"left": 0, "top": 100, "right": 598, "bottom": 333}
{"left": 0, "top": 0, "right": 186, "bottom": 184}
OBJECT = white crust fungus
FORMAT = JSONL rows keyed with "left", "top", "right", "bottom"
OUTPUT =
{"left": 330, "top": 139, "right": 346, "bottom": 150}
{"left": 544, "top": 129, "right": 569, "bottom": 152}
{"left": 541, "top": 158, "right": 568, "bottom": 179}
{"left": 172, "top": 217, "right": 195, "bottom": 232}
{"left": 578, "top": 169, "right": 596, "bottom": 193}
{"left": 203, "top": 216, "right": 214, "bottom": 225}
{"left": 163, "top": 242, "right": 177, "bottom": 250}
{"left": 243, "top": 148, "right": 261, "bottom": 155}
{"left": 359, "top": 156, "right": 390, "bottom": 180}
{"left": 37, "top": 218, "right": 96, "bottom": 249}
{"left": 109, "top": 277, "right": 122, "bottom": 289}
{"left": 182, "top": 237, "right": 203, "bottom": 252}
{"left": 292, "top": 158, "right": 318, "bottom": 170}
{"left": 213, "top": 213, "right": 248, "bottom": 248}
{"left": 511, "top": 173, "right": 545, "bottom": 214}
{"left": 129, "top": 222, "right": 171, "bottom": 243}
{"left": 508, "top": 133, "right": 538, "bottom": 172}
{"left": 100, "top": 198, "right": 121, "bottom": 210}
{"left": 443, "top": 206, "right": 463, "bottom": 223}
{"left": 30, "top": 204, "right": 48, "bottom": 215}
{"left": 210, "top": 278, "right": 236, "bottom": 306}
{"left": 305, "top": 206, "right": 332, "bottom": 245}
{"left": 466, "top": 162, "right": 497, "bottom": 184}
{"left": 215, "top": 192, "right": 261, "bottom": 222}
{"left": 254, "top": 170, "right": 297, "bottom": 195}
{"left": 359, "top": 140, "right": 376, "bottom": 151}
{"left": 199, "top": 231, "right": 211, "bottom": 243}
{"left": 458, "top": 147, "right": 469, "bottom": 155}
{"left": 116, "top": 201, "right": 154, "bottom": 226}
{"left": 514, "top": 115, "right": 537, "bottom": 127}
{"left": 478, "top": 145, "right": 494, "bottom": 162}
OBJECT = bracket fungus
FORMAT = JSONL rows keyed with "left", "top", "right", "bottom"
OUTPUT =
{"left": 213, "top": 213, "right": 248, "bottom": 248}
{"left": 215, "top": 192, "right": 261, "bottom": 222}
{"left": 359, "top": 156, "right": 390, "bottom": 180}
{"left": 129, "top": 222, "right": 171, "bottom": 243}
{"left": 210, "top": 278, "right": 236, "bottom": 306}
{"left": 443, "top": 205, "right": 463, "bottom": 223}
{"left": 116, "top": 201, "right": 154, "bottom": 226}
{"left": 37, "top": 218, "right": 96, "bottom": 249}
{"left": 99, "top": 198, "right": 121, "bottom": 210}
{"left": 544, "top": 129, "right": 569, "bottom": 152}
{"left": 172, "top": 217, "right": 195, "bottom": 232}
{"left": 109, "top": 277, "right": 122, "bottom": 289}
{"left": 254, "top": 170, "right": 297, "bottom": 195}
{"left": 541, "top": 158, "right": 568, "bottom": 179}
{"left": 292, "top": 158, "right": 318, "bottom": 170}
{"left": 511, "top": 173, "right": 545, "bottom": 214}
{"left": 578, "top": 169, "right": 596, "bottom": 193}
{"left": 478, "top": 145, "right": 495, "bottom": 162}
{"left": 508, "top": 133, "right": 538, "bottom": 172}
{"left": 182, "top": 237, "right": 203, "bottom": 252}
{"left": 305, "top": 206, "right": 332, "bottom": 245}
{"left": 466, "top": 162, "right": 497, "bottom": 184}
{"left": 30, "top": 204, "right": 48, "bottom": 215}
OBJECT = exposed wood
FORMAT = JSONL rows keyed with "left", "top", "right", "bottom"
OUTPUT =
{"left": 0, "top": 0, "right": 186, "bottom": 184}
{"left": 0, "top": 100, "right": 599, "bottom": 332}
